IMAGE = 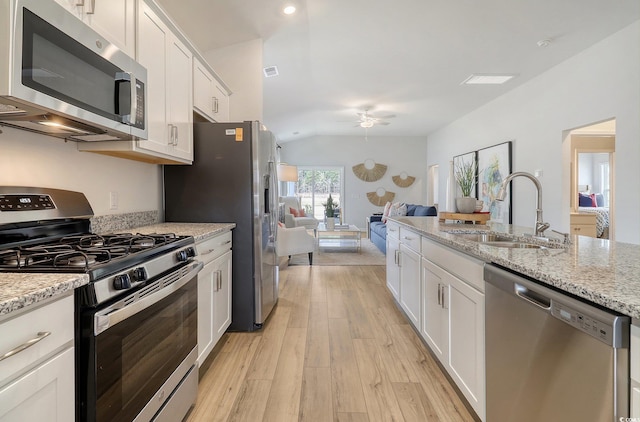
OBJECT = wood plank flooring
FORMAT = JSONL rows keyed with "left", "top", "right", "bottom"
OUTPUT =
{"left": 186, "top": 265, "right": 475, "bottom": 422}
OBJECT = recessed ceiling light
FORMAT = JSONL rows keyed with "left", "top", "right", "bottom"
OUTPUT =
{"left": 283, "top": 5, "right": 296, "bottom": 15}
{"left": 263, "top": 66, "right": 279, "bottom": 78}
{"left": 461, "top": 74, "right": 517, "bottom": 85}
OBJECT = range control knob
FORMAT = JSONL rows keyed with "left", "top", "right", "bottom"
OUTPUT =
{"left": 131, "top": 267, "right": 147, "bottom": 282}
{"left": 113, "top": 274, "right": 132, "bottom": 290}
{"left": 176, "top": 250, "right": 188, "bottom": 262}
{"left": 185, "top": 247, "right": 196, "bottom": 258}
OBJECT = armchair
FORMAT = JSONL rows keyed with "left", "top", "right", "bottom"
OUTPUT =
{"left": 279, "top": 196, "right": 320, "bottom": 230}
{"left": 276, "top": 225, "right": 315, "bottom": 265}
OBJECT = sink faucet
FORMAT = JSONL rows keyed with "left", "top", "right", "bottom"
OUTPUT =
{"left": 496, "top": 172, "right": 550, "bottom": 237}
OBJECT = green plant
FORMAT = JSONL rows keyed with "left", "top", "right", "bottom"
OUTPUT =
{"left": 323, "top": 194, "right": 338, "bottom": 217}
{"left": 454, "top": 160, "right": 477, "bottom": 197}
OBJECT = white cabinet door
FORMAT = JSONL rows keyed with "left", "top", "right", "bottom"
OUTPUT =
{"left": 0, "top": 347, "right": 74, "bottom": 422}
{"left": 55, "top": 0, "right": 136, "bottom": 56}
{"left": 421, "top": 258, "right": 448, "bottom": 363}
{"left": 137, "top": 2, "right": 170, "bottom": 155}
{"left": 197, "top": 259, "right": 216, "bottom": 366}
{"left": 197, "top": 249, "right": 232, "bottom": 365}
{"left": 448, "top": 274, "right": 485, "bottom": 421}
{"left": 193, "top": 58, "right": 215, "bottom": 120}
{"left": 212, "top": 250, "right": 232, "bottom": 347}
{"left": 386, "top": 236, "right": 400, "bottom": 300}
{"left": 213, "top": 81, "right": 230, "bottom": 122}
{"left": 166, "top": 36, "right": 193, "bottom": 161}
{"left": 399, "top": 244, "right": 421, "bottom": 328}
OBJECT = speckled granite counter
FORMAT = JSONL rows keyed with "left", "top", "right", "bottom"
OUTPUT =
{"left": 390, "top": 216, "right": 640, "bottom": 319}
{"left": 0, "top": 273, "right": 89, "bottom": 318}
{"left": 0, "top": 222, "right": 234, "bottom": 319}
{"left": 132, "top": 222, "right": 235, "bottom": 242}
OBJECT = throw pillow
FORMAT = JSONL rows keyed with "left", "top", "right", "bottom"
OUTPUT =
{"left": 589, "top": 194, "right": 598, "bottom": 207}
{"left": 578, "top": 193, "right": 593, "bottom": 207}
{"left": 381, "top": 201, "right": 393, "bottom": 223}
{"left": 298, "top": 208, "right": 306, "bottom": 217}
{"left": 290, "top": 207, "right": 299, "bottom": 217}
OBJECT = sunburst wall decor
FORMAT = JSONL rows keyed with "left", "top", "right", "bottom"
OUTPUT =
{"left": 367, "top": 188, "right": 395, "bottom": 206}
{"left": 392, "top": 172, "right": 415, "bottom": 188}
{"left": 352, "top": 159, "right": 387, "bottom": 182}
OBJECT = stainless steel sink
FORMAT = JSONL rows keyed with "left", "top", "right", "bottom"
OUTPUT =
{"left": 452, "top": 233, "right": 514, "bottom": 243}
{"left": 450, "top": 232, "right": 563, "bottom": 249}
{"left": 481, "top": 241, "right": 545, "bottom": 249}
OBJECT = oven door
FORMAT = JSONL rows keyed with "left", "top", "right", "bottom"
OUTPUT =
{"left": 78, "top": 260, "right": 202, "bottom": 422}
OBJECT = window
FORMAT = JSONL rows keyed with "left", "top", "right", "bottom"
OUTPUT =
{"left": 297, "top": 167, "right": 344, "bottom": 220}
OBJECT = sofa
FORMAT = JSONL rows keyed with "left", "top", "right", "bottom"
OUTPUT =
{"left": 369, "top": 204, "right": 437, "bottom": 254}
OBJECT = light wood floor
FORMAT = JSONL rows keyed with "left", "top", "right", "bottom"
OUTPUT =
{"left": 186, "top": 265, "right": 475, "bottom": 422}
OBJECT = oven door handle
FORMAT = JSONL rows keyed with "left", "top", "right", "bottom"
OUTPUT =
{"left": 94, "top": 261, "right": 203, "bottom": 335}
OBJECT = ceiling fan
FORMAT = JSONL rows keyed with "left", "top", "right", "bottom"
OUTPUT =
{"left": 353, "top": 109, "right": 396, "bottom": 128}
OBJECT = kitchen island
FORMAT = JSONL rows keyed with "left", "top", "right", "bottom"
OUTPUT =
{"left": 390, "top": 216, "right": 640, "bottom": 319}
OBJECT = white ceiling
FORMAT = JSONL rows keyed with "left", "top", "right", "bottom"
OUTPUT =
{"left": 156, "top": 0, "right": 640, "bottom": 143}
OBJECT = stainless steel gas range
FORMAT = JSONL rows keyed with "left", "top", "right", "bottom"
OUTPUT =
{"left": 0, "top": 186, "right": 202, "bottom": 422}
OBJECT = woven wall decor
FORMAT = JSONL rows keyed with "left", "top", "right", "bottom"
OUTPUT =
{"left": 392, "top": 172, "right": 415, "bottom": 188}
{"left": 367, "top": 188, "right": 395, "bottom": 206}
{"left": 352, "top": 159, "right": 387, "bottom": 182}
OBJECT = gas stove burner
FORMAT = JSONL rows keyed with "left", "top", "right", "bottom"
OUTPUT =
{"left": 61, "top": 234, "right": 105, "bottom": 248}
{"left": 2, "top": 256, "right": 26, "bottom": 267}
{"left": 68, "top": 254, "right": 97, "bottom": 267}
{"left": 53, "top": 251, "right": 97, "bottom": 269}
{"left": 133, "top": 237, "right": 155, "bottom": 248}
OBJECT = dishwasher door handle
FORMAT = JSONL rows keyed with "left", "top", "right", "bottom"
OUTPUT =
{"left": 514, "top": 283, "right": 551, "bottom": 310}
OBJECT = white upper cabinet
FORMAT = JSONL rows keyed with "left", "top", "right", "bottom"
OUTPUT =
{"left": 78, "top": 0, "right": 194, "bottom": 164}
{"left": 54, "top": 0, "right": 136, "bottom": 56}
{"left": 193, "top": 57, "right": 230, "bottom": 122}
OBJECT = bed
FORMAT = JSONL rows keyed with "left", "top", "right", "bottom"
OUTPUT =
{"left": 578, "top": 192, "right": 609, "bottom": 238}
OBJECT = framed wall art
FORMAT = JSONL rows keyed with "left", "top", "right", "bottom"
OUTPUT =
{"left": 477, "top": 141, "right": 512, "bottom": 223}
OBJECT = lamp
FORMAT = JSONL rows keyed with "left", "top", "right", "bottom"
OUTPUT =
{"left": 278, "top": 164, "right": 298, "bottom": 182}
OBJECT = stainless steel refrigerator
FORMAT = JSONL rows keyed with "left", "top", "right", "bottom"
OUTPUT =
{"left": 164, "top": 121, "right": 279, "bottom": 331}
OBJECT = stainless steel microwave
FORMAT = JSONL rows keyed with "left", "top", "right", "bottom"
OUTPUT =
{"left": 0, "top": 0, "right": 147, "bottom": 141}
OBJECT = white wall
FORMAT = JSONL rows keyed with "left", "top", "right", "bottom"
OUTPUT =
{"left": 427, "top": 20, "right": 640, "bottom": 244}
{"left": 280, "top": 135, "right": 428, "bottom": 227}
{"left": 0, "top": 127, "right": 162, "bottom": 215}
{"left": 204, "top": 39, "right": 264, "bottom": 122}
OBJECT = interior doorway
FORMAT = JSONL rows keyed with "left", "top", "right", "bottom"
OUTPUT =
{"left": 563, "top": 119, "right": 615, "bottom": 240}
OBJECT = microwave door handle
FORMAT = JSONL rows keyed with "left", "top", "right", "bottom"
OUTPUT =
{"left": 114, "top": 72, "right": 137, "bottom": 125}
{"left": 94, "top": 261, "right": 203, "bottom": 335}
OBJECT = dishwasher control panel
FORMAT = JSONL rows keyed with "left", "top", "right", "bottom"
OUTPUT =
{"left": 552, "top": 302, "right": 613, "bottom": 345}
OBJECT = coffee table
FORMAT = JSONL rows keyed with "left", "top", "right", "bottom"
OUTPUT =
{"left": 317, "top": 223, "right": 361, "bottom": 252}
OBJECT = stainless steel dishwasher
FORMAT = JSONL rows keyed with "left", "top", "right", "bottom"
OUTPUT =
{"left": 484, "top": 264, "right": 629, "bottom": 421}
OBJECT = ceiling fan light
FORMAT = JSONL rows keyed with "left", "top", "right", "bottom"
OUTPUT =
{"left": 360, "top": 120, "right": 374, "bottom": 128}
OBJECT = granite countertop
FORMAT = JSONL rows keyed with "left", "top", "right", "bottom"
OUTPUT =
{"left": 0, "top": 273, "right": 89, "bottom": 318}
{"left": 390, "top": 216, "right": 640, "bottom": 319}
{"left": 0, "top": 222, "right": 235, "bottom": 319}
{"left": 131, "top": 222, "right": 235, "bottom": 242}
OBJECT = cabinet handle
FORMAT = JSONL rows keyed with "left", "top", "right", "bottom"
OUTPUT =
{"left": 441, "top": 286, "right": 446, "bottom": 309}
{"left": 394, "top": 250, "right": 399, "bottom": 265}
{"left": 0, "top": 331, "right": 51, "bottom": 362}
{"left": 85, "top": 0, "right": 95, "bottom": 14}
{"left": 216, "top": 270, "right": 223, "bottom": 291}
{"left": 404, "top": 236, "right": 413, "bottom": 240}
{"left": 437, "top": 284, "right": 441, "bottom": 305}
{"left": 213, "top": 97, "right": 219, "bottom": 114}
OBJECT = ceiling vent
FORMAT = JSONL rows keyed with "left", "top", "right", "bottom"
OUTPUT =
{"left": 461, "top": 74, "right": 517, "bottom": 85}
{"left": 263, "top": 66, "right": 279, "bottom": 78}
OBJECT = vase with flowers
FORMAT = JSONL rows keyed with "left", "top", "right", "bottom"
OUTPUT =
{"left": 323, "top": 194, "right": 338, "bottom": 229}
{"left": 454, "top": 159, "right": 478, "bottom": 213}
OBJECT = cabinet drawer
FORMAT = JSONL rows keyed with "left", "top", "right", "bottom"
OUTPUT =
{"left": 196, "top": 232, "right": 232, "bottom": 265}
{"left": 399, "top": 227, "right": 421, "bottom": 252}
{"left": 422, "top": 238, "right": 484, "bottom": 292}
{"left": 570, "top": 224, "right": 597, "bottom": 237}
{"left": 0, "top": 295, "right": 73, "bottom": 385}
{"left": 570, "top": 213, "right": 596, "bottom": 225}
{"left": 386, "top": 222, "right": 400, "bottom": 240}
